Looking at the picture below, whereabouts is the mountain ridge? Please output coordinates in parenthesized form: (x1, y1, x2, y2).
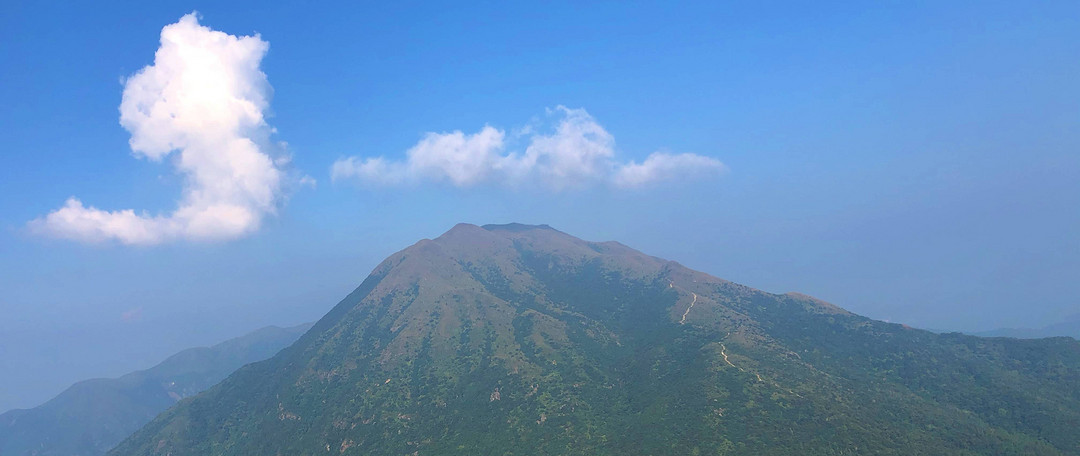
(0, 323, 312, 456)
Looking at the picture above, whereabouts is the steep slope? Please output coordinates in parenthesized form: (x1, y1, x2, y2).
(0, 323, 311, 456)
(112, 224, 1080, 455)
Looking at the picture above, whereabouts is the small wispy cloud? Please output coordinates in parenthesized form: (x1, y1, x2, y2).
(612, 152, 728, 187)
(29, 13, 304, 245)
(331, 106, 725, 190)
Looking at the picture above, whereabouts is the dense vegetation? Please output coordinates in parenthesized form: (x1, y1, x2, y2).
(0, 324, 310, 456)
(111, 224, 1080, 455)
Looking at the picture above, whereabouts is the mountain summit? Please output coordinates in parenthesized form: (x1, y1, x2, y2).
(112, 224, 1080, 455)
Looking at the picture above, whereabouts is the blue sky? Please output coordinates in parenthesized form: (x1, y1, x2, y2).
(1, 1, 1078, 411)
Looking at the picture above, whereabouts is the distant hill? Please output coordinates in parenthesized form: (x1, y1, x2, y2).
(113, 224, 1080, 455)
(0, 323, 311, 456)
(973, 316, 1080, 340)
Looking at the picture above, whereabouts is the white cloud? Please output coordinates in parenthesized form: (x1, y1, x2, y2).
(332, 126, 506, 186)
(613, 152, 726, 188)
(515, 106, 616, 188)
(331, 106, 722, 190)
(29, 13, 293, 245)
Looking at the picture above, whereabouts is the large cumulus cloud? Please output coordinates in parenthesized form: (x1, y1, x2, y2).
(30, 13, 295, 245)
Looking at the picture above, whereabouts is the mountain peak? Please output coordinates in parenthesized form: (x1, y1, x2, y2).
(481, 222, 558, 232)
(436, 223, 561, 242)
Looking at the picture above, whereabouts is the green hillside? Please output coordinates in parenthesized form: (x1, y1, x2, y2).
(0, 323, 310, 456)
(111, 224, 1080, 455)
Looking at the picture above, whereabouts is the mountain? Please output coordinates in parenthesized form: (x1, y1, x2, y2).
(0, 323, 311, 456)
(112, 224, 1080, 455)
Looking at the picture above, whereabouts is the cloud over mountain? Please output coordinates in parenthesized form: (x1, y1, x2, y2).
(30, 13, 294, 245)
(331, 106, 725, 190)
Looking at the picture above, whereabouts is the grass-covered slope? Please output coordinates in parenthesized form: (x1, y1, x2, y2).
(0, 323, 310, 456)
(111, 224, 1080, 455)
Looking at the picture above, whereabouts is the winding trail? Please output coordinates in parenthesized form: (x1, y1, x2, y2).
(720, 343, 762, 382)
(679, 293, 698, 324)
(719, 343, 738, 368)
(669, 284, 789, 393)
